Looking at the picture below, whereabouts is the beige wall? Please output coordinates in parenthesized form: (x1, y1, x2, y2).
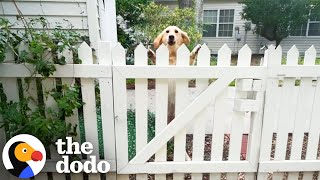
(0, 0, 89, 34)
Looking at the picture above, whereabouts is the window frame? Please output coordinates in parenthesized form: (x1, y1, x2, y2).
(203, 8, 235, 38)
(307, 18, 320, 37)
(290, 10, 320, 37)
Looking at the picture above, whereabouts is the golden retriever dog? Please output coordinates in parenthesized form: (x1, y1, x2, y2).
(148, 26, 201, 65)
(148, 26, 201, 123)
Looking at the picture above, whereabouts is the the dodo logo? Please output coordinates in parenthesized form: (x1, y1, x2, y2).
(2, 134, 46, 179)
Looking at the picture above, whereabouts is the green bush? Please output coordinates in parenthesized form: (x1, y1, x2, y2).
(127, 109, 155, 160)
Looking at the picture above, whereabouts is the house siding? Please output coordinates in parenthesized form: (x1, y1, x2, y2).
(0, 0, 88, 31)
(0, 0, 104, 49)
(156, 0, 320, 56)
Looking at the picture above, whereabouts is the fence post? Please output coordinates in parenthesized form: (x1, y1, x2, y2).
(112, 43, 129, 180)
(98, 41, 117, 180)
(257, 45, 282, 179)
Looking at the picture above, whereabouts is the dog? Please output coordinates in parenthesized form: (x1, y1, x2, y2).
(148, 26, 202, 123)
(148, 26, 201, 65)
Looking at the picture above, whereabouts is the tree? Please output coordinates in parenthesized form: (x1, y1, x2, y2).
(240, 0, 320, 46)
(116, 0, 151, 49)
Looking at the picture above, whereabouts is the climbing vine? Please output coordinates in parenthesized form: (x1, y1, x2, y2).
(0, 16, 87, 147)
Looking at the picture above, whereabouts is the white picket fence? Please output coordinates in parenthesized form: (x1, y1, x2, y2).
(0, 41, 319, 180)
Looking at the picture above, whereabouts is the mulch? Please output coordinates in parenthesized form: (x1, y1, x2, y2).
(129, 133, 319, 180)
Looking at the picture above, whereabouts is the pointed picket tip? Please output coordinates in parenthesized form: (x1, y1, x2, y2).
(261, 49, 269, 66)
(268, 44, 276, 50)
(62, 48, 73, 64)
(266, 44, 282, 66)
(112, 43, 126, 65)
(197, 44, 210, 66)
(177, 44, 190, 66)
(17, 41, 32, 58)
(135, 43, 147, 53)
(134, 43, 148, 65)
(276, 45, 282, 52)
(177, 44, 190, 54)
(198, 43, 210, 54)
(237, 44, 252, 66)
(304, 45, 317, 65)
(79, 41, 91, 52)
(286, 45, 299, 65)
(78, 42, 93, 64)
(217, 44, 231, 66)
(218, 44, 231, 54)
(17, 41, 28, 49)
(156, 44, 169, 65)
(156, 44, 169, 55)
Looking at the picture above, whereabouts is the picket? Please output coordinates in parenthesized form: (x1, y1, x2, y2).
(173, 44, 190, 180)
(0, 77, 20, 180)
(60, 48, 84, 180)
(41, 50, 67, 180)
(155, 44, 169, 180)
(227, 44, 251, 179)
(0, 47, 16, 180)
(78, 42, 100, 180)
(192, 44, 210, 180)
(112, 43, 129, 180)
(257, 46, 282, 180)
(210, 44, 232, 180)
(135, 44, 149, 180)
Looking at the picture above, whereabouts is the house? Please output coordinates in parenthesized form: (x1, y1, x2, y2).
(0, 0, 118, 50)
(155, 0, 320, 56)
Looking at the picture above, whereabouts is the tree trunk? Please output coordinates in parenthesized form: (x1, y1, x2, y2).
(178, 0, 193, 8)
(195, 0, 204, 25)
(275, 39, 281, 47)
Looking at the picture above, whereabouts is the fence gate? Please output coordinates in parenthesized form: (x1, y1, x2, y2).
(258, 45, 320, 179)
(112, 43, 266, 179)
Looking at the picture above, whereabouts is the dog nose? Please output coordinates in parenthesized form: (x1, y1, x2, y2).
(169, 35, 174, 40)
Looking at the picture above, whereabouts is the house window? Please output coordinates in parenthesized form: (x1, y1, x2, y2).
(203, 9, 234, 37)
(203, 10, 218, 37)
(308, 11, 320, 36)
(291, 10, 320, 36)
(291, 24, 307, 36)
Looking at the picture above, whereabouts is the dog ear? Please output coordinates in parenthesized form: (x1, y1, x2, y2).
(153, 31, 165, 49)
(181, 31, 190, 45)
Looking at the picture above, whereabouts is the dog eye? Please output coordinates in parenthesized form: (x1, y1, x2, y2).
(22, 148, 27, 153)
(175, 30, 178, 33)
(166, 30, 169, 33)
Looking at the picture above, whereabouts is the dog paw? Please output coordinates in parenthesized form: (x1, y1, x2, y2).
(194, 44, 202, 54)
(148, 48, 155, 58)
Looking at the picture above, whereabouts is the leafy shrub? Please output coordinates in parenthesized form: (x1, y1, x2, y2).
(127, 109, 155, 160)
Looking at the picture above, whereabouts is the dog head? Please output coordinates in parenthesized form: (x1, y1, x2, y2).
(153, 26, 190, 49)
